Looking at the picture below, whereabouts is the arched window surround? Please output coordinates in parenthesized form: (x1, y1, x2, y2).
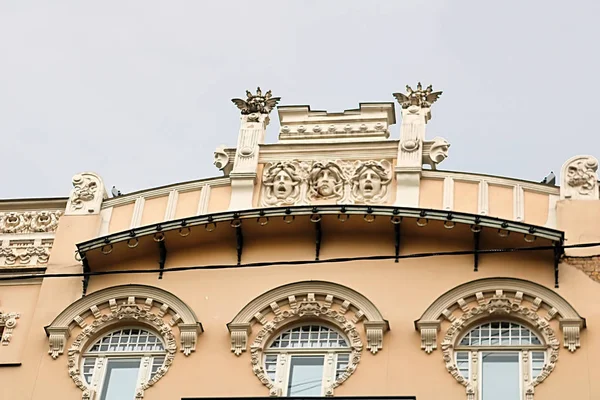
(228, 281, 389, 396)
(415, 278, 586, 400)
(45, 285, 203, 400)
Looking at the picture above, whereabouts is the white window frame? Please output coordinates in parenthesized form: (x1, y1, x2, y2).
(263, 324, 352, 397)
(82, 327, 167, 400)
(455, 321, 547, 400)
(478, 351, 523, 400)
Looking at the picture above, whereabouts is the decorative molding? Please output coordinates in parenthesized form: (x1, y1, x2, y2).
(422, 171, 559, 196)
(415, 278, 585, 360)
(163, 190, 179, 221)
(443, 177, 454, 211)
(196, 185, 211, 216)
(0, 306, 20, 345)
(130, 198, 145, 229)
(0, 210, 62, 234)
(66, 172, 107, 215)
(46, 285, 203, 360)
(65, 302, 177, 400)
(227, 281, 389, 358)
(98, 208, 113, 237)
(101, 178, 230, 209)
(277, 103, 394, 143)
(259, 160, 392, 206)
(439, 291, 560, 400)
(560, 155, 599, 200)
(247, 295, 364, 396)
(0, 238, 53, 266)
(477, 181, 489, 216)
(513, 184, 525, 222)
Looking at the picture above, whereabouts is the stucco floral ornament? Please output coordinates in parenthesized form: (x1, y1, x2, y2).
(66, 302, 177, 400)
(249, 296, 363, 397)
(441, 293, 560, 400)
(0, 212, 28, 233)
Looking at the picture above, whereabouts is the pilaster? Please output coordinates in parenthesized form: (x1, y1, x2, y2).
(228, 113, 269, 210)
(392, 83, 443, 207)
(228, 87, 280, 210)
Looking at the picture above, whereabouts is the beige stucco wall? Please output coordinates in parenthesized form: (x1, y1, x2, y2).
(2, 201, 599, 400)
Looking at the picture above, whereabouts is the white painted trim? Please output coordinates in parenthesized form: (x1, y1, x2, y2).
(163, 190, 179, 221)
(422, 170, 559, 195)
(0, 232, 54, 241)
(513, 185, 525, 222)
(196, 186, 211, 216)
(544, 195, 559, 229)
(102, 177, 230, 209)
(98, 207, 113, 236)
(259, 141, 399, 162)
(443, 177, 454, 211)
(130, 198, 145, 229)
(478, 181, 489, 216)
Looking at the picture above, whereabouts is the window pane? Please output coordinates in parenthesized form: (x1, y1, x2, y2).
(100, 359, 141, 400)
(270, 326, 348, 349)
(287, 356, 324, 396)
(481, 352, 520, 400)
(460, 322, 542, 348)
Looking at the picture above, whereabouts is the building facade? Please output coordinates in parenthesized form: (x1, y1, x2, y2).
(1, 85, 599, 400)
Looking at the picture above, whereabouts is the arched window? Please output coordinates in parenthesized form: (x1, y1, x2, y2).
(264, 325, 352, 397)
(81, 328, 167, 400)
(455, 321, 546, 400)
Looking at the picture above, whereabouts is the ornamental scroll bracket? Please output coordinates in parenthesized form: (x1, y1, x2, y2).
(0, 309, 20, 345)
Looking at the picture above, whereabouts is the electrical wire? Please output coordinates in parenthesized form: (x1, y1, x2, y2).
(0, 242, 599, 282)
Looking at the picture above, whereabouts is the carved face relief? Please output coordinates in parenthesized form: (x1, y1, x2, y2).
(316, 169, 338, 197)
(358, 169, 382, 199)
(274, 170, 294, 199)
(261, 162, 303, 206)
(350, 161, 391, 204)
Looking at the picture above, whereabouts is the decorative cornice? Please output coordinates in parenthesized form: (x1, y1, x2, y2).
(228, 281, 389, 356)
(415, 278, 585, 355)
(422, 170, 560, 195)
(46, 285, 203, 359)
(101, 177, 230, 209)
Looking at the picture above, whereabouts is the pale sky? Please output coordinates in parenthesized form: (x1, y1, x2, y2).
(1, 1, 599, 198)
